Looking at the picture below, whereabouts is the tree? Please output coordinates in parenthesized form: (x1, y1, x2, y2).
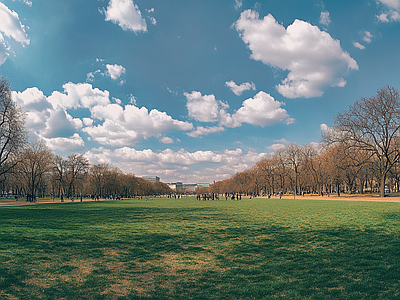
(283, 143, 304, 198)
(64, 153, 89, 198)
(0, 75, 28, 175)
(52, 155, 67, 197)
(17, 141, 54, 200)
(325, 86, 400, 197)
(90, 163, 110, 198)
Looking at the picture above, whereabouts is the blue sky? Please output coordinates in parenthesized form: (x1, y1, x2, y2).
(1, 0, 400, 184)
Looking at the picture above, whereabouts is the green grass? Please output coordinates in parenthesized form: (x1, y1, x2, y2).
(1, 197, 400, 299)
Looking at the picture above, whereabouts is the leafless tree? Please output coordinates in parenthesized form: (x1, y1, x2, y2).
(324, 86, 400, 197)
(16, 141, 54, 200)
(65, 153, 89, 198)
(0, 75, 28, 175)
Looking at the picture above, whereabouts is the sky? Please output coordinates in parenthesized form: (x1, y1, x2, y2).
(1, 0, 400, 184)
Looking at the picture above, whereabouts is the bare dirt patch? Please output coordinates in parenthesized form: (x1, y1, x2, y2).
(266, 194, 400, 203)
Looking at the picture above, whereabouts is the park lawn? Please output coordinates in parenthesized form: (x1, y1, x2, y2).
(1, 197, 400, 299)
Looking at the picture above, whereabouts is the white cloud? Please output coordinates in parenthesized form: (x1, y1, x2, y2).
(85, 146, 267, 183)
(48, 82, 111, 109)
(14, 83, 195, 151)
(221, 91, 292, 127)
(160, 137, 174, 144)
(267, 137, 289, 151)
(86, 70, 101, 82)
(319, 11, 331, 26)
(0, 2, 30, 66)
(106, 64, 126, 80)
(377, 0, 400, 21)
(353, 42, 365, 49)
(225, 80, 256, 96)
(148, 16, 157, 25)
(320, 123, 329, 131)
(234, 0, 243, 10)
(186, 126, 225, 138)
(16, 0, 32, 6)
(40, 133, 85, 153)
(363, 31, 373, 43)
(235, 10, 358, 98)
(83, 104, 193, 146)
(104, 0, 147, 32)
(377, 13, 390, 22)
(185, 90, 292, 131)
(379, 0, 400, 9)
(185, 91, 220, 122)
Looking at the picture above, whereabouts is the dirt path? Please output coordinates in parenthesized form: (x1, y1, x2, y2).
(277, 194, 400, 202)
(0, 198, 100, 207)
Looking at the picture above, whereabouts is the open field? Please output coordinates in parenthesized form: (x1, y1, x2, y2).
(1, 197, 400, 299)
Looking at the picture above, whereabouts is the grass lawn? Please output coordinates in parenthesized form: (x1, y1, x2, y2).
(1, 197, 400, 299)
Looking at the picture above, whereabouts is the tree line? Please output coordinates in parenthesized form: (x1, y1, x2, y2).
(210, 86, 400, 198)
(0, 75, 173, 200)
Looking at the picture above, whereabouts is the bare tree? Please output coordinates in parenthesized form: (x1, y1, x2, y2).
(0, 75, 28, 175)
(65, 153, 89, 198)
(16, 141, 54, 200)
(90, 163, 110, 198)
(324, 86, 400, 197)
(283, 143, 304, 198)
(52, 155, 67, 197)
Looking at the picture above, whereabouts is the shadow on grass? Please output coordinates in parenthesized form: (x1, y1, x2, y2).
(1, 201, 400, 299)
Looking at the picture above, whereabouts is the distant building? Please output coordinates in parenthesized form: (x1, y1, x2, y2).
(197, 183, 210, 188)
(183, 184, 197, 193)
(142, 176, 160, 182)
(166, 182, 183, 192)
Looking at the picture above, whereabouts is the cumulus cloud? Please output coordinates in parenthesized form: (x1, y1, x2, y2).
(185, 91, 220, 122)
(267, 138, 289, 151)
(103, 0, 147, 32)
(13, 88, 83, 141)
(85, 146, 267, 183)
(186, 126, 225, 138)
(184, 90, 292, 133)
(0, 2, 30, 65)
(106, 64, 126, 80)
(83, 104, 193, 146)
(320, 123, 329, 131)
(225, 80, 256, 96)
(353, 42, 365, 49)
(377, 0, 400, 22)
(48, 82, 111, 109)
(160, 137, 174, 144)
(14, 83, 194, 151)
(319, 11, 331, 26)
(363, 31, 373, 43)
(235, 10, 358, 98)
(40, 133, 85, 153)
(221, 91, 292, 128)
(234, 0, 243, 10)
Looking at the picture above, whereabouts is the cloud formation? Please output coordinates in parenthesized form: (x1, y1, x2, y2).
(235, 10, 358, 98)
(377, 0, 400, 22)
(0, 2, 30, 65)
(319, 11, 331, 26)
(185, 90, 292, 132)
(13, 83, 193, 150)
(225, 80, 256, 96)
(85, 146, 266, 183)
(104, 0, 147, 32)
(106, 64, 126, 80)
(220, 91, 292, 127)
(353, 42, 365, 49)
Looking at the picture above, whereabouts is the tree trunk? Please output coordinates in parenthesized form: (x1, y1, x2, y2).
(380, 173, 386, 197)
